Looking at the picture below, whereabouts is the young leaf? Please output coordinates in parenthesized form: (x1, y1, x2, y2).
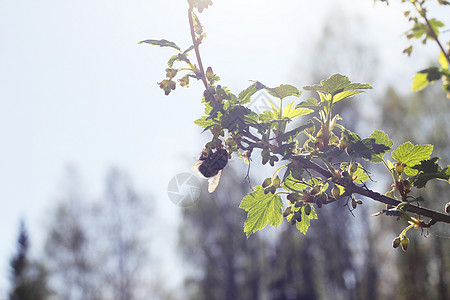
(286, 204, 318, 234)
(266, 84, 301, 100)
(296, 98, 318, 108)
(188, 0, 213, 13)
(296, 204, 317, 234)
(438, 51, 449, 69)
(303, 74, 371, 96)
(412, 72, 430, 92)
(369, 129, 393, 163)
(194, 115, 217, 129)
(283, 102, 313, 119)
(284, 173, 308, 192)
(332, 90, 365, 103)
(238, 82, 263, 104)
(343, 130, 391, 161)
(391, 142, 433, 175)
(138, 39, 181, 51)
(410, 158, 450, 187)
(239, 186, 283, 237)
(353, 165, 370, 184)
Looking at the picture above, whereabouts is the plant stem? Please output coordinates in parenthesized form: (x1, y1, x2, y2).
(188, 7, 209, 89)
(413, 0, 450, 65)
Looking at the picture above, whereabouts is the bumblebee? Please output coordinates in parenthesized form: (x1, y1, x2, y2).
(193, 149, 228, 193)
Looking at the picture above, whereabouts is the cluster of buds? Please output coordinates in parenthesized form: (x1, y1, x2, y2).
(262, 175, 281, 195)
(283, 200, 312, 226)
(392, 235, 410, 251)
(394, 179, 412, 198)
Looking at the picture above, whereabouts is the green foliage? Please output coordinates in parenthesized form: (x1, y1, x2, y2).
(303, 73, 372, 98)
(376, 0, 450, 96)
(369, 129, 393, 163)
(410, 157, 450, 187)
(286, 203, 318, 234)
(138, 39, 181, 51)
(144, 0, 450, 248)
(391, 142, 433, 175)
(239, 186, 283, 237)
(412, 52, 450, 96)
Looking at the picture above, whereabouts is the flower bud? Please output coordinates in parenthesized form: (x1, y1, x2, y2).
(392, 236, 401, 249)
(283, 206, 293, 218)
(304, 204, 311, 216)
(395, 162, 406, 174)
(349, 162, 358, 175)
(206, 66, 214, 81)
(287, 193, 301, 204)
(294, 212, 302, 223)
(315, 197, 323, 208)
(273, 175, 281, 188)
(311, 185, 321, 195)
(262, 177, 272, 188)
(401, 236, 409, 251)
(269, 186, 277, 195)
(332, 185, 341, 199)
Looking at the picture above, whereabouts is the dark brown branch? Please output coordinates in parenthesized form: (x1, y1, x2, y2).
(290, 155, 450, 226)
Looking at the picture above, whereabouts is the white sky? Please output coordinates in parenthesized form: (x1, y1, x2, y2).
(0, 0, 447, 295)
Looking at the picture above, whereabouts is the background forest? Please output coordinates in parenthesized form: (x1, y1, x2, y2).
(2, 1, 450, 299)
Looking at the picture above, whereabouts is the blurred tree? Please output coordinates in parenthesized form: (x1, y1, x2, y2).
(179, 169, 268, 300)
(96, 168, 150, 300)
(377, 85, 450, 300)
(9, 220, 50, 300)
(179, 169, 379, 300)
(43, 167, 156, 300)
(43, 168, 101, 300)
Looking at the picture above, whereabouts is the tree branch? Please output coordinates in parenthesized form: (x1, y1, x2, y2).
(290, 155, 450, 225)
(188, 6, 209, 89)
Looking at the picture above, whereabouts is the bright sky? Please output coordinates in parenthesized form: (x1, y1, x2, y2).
(0, 0, 446, 295)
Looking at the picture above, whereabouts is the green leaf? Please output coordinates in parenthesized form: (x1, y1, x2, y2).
(369, 129, 393, 163)
(343, 130, 391, 161)
(428, 18, 444, 36)
(296, 204, 317, 234)
(286, 204, 318, 234)
(391, 142, 433, 175)
(283, 173, 308, 192)
(188, 0, 213, 13)
(167, 53, 191, 68)
(439, 51, 449, 69)
(283, 102, 313, 119)
(410, 158, 450, 188)
(183, 45, 195, 54)
(221, 105, 254, 133)
(412, 72, 430, 92)
(194, 115, 216, 129)
(239, 186, 283, 237)
(259, 110, 275, 122)
(353, 164, 369, 184)
(296, 98, 318, 108)
(238, 82, 263, 104)
(333, 90, 365, 103)
(266, 84, 301, 100)
(303, 74, 372, 96)
(138, 39, 181, 51)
